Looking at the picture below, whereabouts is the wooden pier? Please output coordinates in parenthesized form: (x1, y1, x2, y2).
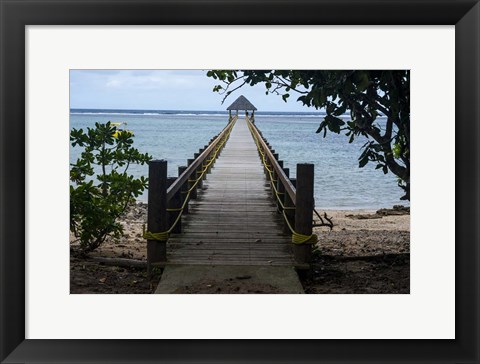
(168, 116, 294, 266)
(145, 96, 316, 282)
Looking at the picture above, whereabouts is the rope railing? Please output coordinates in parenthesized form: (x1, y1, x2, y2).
(246, 118, 296, 204)
(245, 116, 318, 246)
(145, 116, 237, 271)
(143, 119, 236, 241)
(166, 115, 238, 201)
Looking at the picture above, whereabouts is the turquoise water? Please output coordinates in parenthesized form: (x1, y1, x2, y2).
(70, 110, 409, 209)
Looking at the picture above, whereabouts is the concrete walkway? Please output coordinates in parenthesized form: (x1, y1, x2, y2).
(155, 264, 304, 294)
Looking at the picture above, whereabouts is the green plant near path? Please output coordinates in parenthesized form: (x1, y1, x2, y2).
(70, 122, 151, 253)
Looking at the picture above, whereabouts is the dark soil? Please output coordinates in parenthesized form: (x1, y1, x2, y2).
(70, 257, 161, 294)
(301, 253, 410, 294)
(70, 253, 409, 294)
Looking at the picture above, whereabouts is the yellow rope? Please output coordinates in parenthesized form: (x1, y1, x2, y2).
(142, 225, 169, 241)
(282, 210, 318, 245)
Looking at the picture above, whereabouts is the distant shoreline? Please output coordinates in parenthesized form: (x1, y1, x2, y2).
(70, 108, 329, 118)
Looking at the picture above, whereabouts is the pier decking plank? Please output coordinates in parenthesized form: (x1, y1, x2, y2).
(167, 117, 294, 266)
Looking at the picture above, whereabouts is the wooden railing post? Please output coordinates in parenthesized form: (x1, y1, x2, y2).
(167, 177, 182, 234)
(187, 158, 197, 199)
(147, 160, 168, 273)
(294, 163, 314, 265)
(194, 151, 203, 190)
(203, 145, 209, 178)
(283, 169, 295, 235)
(178, 165, 189, 215)
(206, 149, 213, 174)
(276, 160, 284, 212)
(263, 147, 270, 177)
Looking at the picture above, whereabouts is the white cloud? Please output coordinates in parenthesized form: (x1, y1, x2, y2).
(105, 79, 123, 88)
(70, 69, 311, 111)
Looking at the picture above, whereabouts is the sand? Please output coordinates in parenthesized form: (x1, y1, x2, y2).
(314, 209, 410, 257)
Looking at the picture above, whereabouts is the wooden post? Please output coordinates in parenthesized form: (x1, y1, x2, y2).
(206, 148, 214, 174)
(178, 165, 189, 215)
(263, 147, 270, 177)
(202, 147, 209, 180)
(194, 152, 203, 190)
(294, 163, 314, 265)
(147, 160, 168, 273)
(276, 161, 284, 212)
(187, 158, 197, 199)
(283, 169, 295, 235)
(167, 177, 182, 234)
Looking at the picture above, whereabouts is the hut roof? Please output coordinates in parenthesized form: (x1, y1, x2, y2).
(226, 95, 257, 111)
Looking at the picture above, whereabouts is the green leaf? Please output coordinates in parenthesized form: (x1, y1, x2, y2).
(359, 156, 369, 168)
(353, 71, 369, 92)
(325, 115, 345, 134)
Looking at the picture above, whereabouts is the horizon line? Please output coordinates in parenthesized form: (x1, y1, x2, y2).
(70, 107, 325, 113)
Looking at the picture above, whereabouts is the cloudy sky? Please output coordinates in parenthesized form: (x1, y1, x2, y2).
(70, 70, 311, 112)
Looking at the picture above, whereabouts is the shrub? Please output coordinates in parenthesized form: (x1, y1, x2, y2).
(70, 122, 151, 253)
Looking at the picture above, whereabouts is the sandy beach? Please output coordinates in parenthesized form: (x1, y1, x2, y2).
(70, 202, 409, 294)
(314, 208, 410, 257)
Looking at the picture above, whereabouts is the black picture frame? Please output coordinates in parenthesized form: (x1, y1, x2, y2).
(1, 1, 478, 363)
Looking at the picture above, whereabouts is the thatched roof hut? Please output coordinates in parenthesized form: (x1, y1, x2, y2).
(226, 95, 257, 111)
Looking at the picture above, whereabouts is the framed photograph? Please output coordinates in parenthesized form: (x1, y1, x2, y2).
(1, 0, 478, 363)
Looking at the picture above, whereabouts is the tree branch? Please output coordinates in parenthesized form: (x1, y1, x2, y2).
(220, 80, 247, 104)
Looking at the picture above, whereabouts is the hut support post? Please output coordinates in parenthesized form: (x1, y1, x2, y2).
(294, 163, 314, 265)
(147, 160, 168, 274)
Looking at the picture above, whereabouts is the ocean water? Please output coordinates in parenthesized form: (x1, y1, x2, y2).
(70, 109, 409, 210)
